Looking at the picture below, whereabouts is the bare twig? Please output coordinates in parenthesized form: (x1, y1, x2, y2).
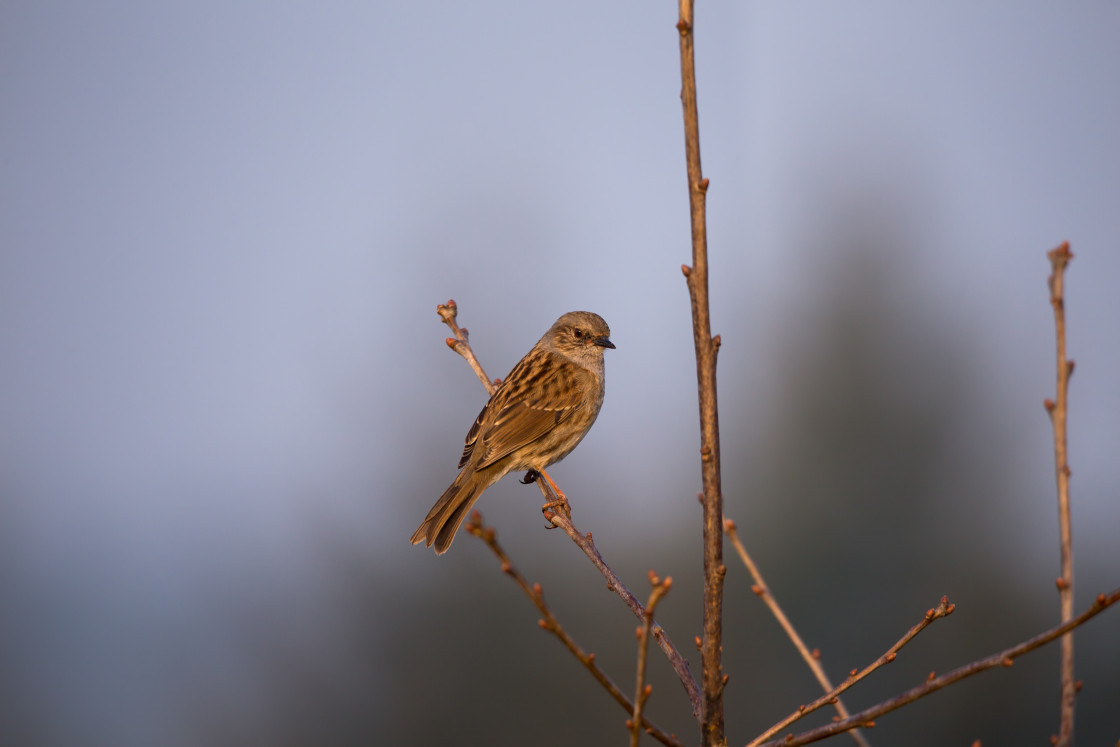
(756, 590, 1120, 747)
(725, 520, 870, 747)
(631, 572, 674, 747)
(542, 497, 702, 719)
(438, 300, 495, 394)
(747, 597, 955, 747)
(1044, 242, 1076, 746)
(464, 513, 684, 747)
(439, 301, 703, 720)
(675, 3, 726, 743)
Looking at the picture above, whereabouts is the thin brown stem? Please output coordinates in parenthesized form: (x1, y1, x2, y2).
(747, 597, 954, 747)
(676, 2, 726, 743)
(439, 302, 702, 721)
(631, 573, 673, 747)
(1045, 241, 1076, 746)
(438, 300, 496, 395)
(464, 514, 684, 747)
(755, 590, 1120, 747)
(542, 494, 702, 719)
(725, 520, 870, 747)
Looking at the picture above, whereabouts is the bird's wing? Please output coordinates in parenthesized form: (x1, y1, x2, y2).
(458, 352, 586, 470)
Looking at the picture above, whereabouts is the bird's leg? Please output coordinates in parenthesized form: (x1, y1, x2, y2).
(538, 469, 571, 519)
(520, 470, 540, 485)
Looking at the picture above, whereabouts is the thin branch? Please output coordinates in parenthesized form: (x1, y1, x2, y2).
(542, 496, 703, 719)
(631, 572, 674, 747)
(464, 513, 684, 747)
(438, 300, 495, 394)
(676, 2, 726, 743)
(747, 597, 955, 747)
(724, 520, 870, 747)
(756, 590, 1120, 747)
(1044, 241, 1076, 747)
(439, 301, 703, 721)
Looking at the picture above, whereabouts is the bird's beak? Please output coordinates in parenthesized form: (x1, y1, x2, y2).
(594, 336, 615, 349)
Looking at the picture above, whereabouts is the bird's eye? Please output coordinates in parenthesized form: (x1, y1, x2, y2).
(574, 329, 585, 339)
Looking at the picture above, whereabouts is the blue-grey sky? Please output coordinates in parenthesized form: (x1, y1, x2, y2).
(2, 3, 1118, 745)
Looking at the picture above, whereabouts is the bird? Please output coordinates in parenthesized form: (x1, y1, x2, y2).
(411, 311, 614, 554)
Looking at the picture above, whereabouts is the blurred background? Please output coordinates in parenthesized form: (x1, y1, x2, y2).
(2, 2, 1118, 745)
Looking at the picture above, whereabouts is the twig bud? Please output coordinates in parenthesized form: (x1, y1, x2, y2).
(681, 264, 692, 277)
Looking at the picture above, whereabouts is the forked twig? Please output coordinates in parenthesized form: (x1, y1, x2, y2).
(755, 591, 1120, 747)
(1044, 241, 1076, 746)
(438, 300, 494, 394)
(439, 301, 703, 721)
(464, 513, 684, 747)
(747, 597, 955, 747)
(541, 495, 702, 719)
(725, 519, 870, 747)
(630, 572, 673, 747)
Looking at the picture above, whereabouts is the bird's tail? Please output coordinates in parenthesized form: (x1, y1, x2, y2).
(410, 471, 487, 554)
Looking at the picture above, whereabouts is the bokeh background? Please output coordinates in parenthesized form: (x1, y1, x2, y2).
(2, 2, 1118, 745)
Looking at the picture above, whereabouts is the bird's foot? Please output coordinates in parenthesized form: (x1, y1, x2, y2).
(539, 469, 571, 521)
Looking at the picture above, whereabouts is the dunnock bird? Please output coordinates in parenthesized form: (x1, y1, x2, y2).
(411, 311, 614, 554)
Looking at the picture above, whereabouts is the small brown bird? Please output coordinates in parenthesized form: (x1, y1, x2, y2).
(411, 311, 615, 554)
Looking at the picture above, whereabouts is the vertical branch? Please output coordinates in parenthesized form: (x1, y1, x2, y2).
(630, 573, 673, 747)
(1045, 241, 1076, 746)
(676, 1, 726, 744)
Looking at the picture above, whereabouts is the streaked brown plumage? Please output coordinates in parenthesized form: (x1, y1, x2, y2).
(411, 311, 614, 554)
